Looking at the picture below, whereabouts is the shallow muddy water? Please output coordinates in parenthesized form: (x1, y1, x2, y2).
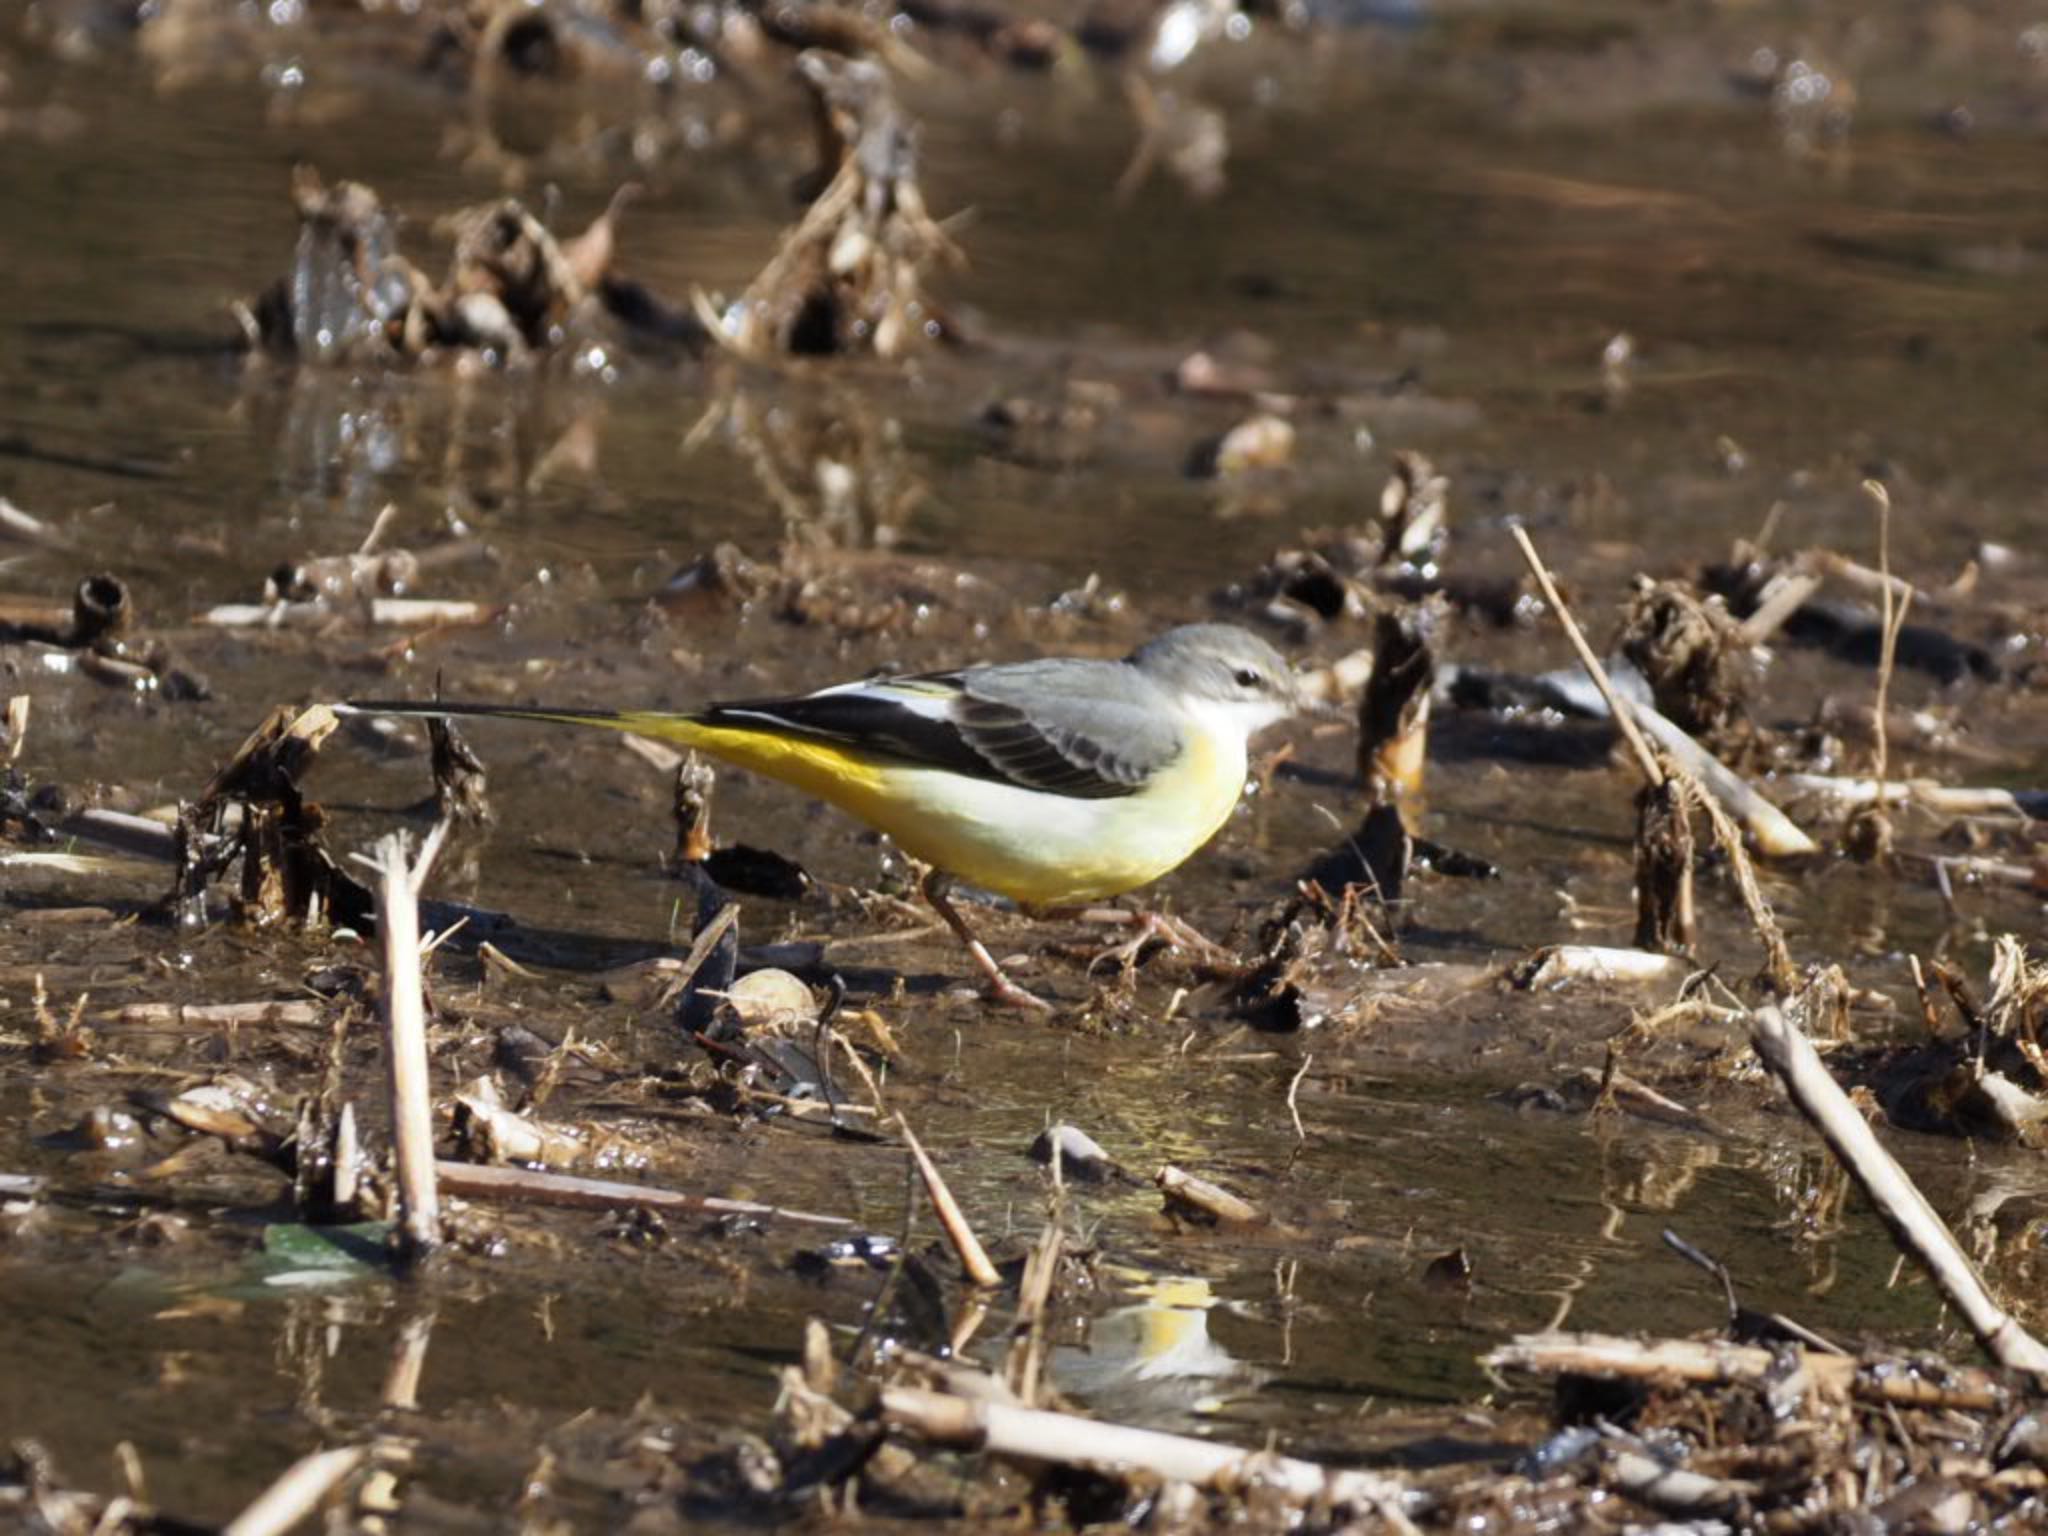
(4, 0, 2048, 1527)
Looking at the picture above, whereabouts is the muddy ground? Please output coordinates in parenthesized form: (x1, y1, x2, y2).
(4, 0, 2048, 1529)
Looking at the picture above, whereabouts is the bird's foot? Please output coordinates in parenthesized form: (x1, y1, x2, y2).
(1080, 908, 1236, 976)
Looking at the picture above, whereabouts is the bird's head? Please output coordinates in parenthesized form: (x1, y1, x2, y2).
(1129, 623, 1304, 741)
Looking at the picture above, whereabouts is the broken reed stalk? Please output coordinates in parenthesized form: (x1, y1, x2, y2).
(1865, 479, 1910, 792)
(1004, 1222, 1064, 1405)
(1509, 524, 1662, 788)
(220, 1445, 368, 1536)
(432, 1160, 853, 1227)
(1851, 479, 1914, 863)
(1155, 1164, 1267, 1225)
(362, 826, 448, 1259)
(1735, 568, 1821, 647)
(895, 1115, 1002, 1288)
(879, 1385, 1417, 1515)
(3, 693, 27, 763)
(1750, 1006, 2048, 1377)
(1489, 1332, 2012, 1415)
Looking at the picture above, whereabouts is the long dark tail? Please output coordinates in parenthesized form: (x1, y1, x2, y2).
(338, 699, 708, 748)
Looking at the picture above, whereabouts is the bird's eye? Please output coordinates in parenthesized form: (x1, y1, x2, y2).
(1233, 667, 1264, 689)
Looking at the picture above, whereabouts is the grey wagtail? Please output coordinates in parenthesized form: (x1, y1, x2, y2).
(342, 622, 1302, 1010)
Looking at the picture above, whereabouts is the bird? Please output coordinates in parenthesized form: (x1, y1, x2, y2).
(341, 622, 1304, 1010)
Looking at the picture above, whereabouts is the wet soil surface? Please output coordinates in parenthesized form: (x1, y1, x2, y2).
(5, 0, 2048, 1527)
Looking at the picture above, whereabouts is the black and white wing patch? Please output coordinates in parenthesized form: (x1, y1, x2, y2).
(697, 658, 1183, 801)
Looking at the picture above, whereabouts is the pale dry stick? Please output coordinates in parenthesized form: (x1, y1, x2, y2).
(1864, 479, 1914, 805)
(220, 1445, 369, 1536)
(1484, 1330, 2009, 1413)
(199, 597, 490, 628)
(0, 496, 70, 548)
(750, 1088, 881, 1120)
(1631, 703, 1818, 857)
(1735, 568, 1823, 648)
(1509, 524, 1662, 787)
(1810, 548, 1927, 606)
(333, 1103, 361, 1209)
(432, 1160, 853, 1226)
(3, 694, 26, 763)
(113, 1442, 146, 1506)
(1778, 776, 2048, 818)
(1156, 1164, 1268, 1226)
(114, 1000, 319, 1027)
(1512, 945, 1686, 989)
(1005, 1222, 1064, 1405)
(354, 826, 450, 1258)
(1286, 1052, 1313, 1144)
(0, 849, 135, 875)
(896, 1115, 1002, 1287)
(1750, 1005, 2048, 1376)
(879, 1385, 1419, 1516)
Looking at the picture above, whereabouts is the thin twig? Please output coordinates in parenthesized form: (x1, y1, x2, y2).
(896, 1116, 1002, 1287)
(1509, 525, 1663, 787)
(1286, 1053, 1313, 1144)
(433, 1159, 853, 1226)
(1865, 480, 1912, 790)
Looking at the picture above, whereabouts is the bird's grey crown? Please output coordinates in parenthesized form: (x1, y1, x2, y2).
(1126, 623, 1297, 705)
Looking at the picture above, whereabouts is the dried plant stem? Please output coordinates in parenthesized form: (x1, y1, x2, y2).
(1286, 1052, 1314, 1143)
(1005, 1222, 1063, 1405)
(880, 1385, 1416, 1514)
(433, 1160, 852, 1227)
(1509, 524, 1663, 787)
(1735, 569, 1821, 647)
(896, 1115, 1002, 1287)
(356, 825, 449, 1259)
(1864, 479, 1911, 790)
(1750, 1005, 2048, 1376)
(1680, 775, 1799, 996)
(1486, 1331, 2009, 1413)
(1156, 1164, 1268, 1226)
(221, 1445, 368, 1536)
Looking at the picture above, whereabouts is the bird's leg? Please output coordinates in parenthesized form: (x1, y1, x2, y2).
(921, 871, 1055, 1013)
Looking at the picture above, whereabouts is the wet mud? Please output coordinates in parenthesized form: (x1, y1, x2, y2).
(6, 0, 2048, 1529)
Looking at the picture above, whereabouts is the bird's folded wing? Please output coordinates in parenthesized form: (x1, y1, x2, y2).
(701, 661, 1182, 800)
